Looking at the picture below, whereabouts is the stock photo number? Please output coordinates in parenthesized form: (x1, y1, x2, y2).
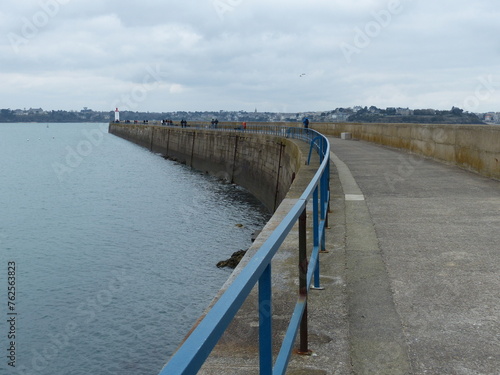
(7, 261, 17, 368)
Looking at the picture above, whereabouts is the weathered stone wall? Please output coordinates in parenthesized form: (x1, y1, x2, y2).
(109, 124, 302, 212)
(109, 123, 153, 149)
(312, 122, 500, 180)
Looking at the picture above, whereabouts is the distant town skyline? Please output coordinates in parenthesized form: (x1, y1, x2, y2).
(4, 103, 499, 116)
(2, 105, 498, 125)
(1, 1, 499, 113)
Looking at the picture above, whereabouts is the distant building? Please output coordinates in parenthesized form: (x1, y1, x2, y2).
(331, 113, 350, 122)
(28, 108, 44, 114)
(396, 107, 413, 116)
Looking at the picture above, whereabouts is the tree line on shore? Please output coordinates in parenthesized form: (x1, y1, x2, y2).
(0, 106, 487, 124)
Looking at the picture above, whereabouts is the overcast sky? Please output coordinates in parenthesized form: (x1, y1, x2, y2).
(1, 0, 499, 113)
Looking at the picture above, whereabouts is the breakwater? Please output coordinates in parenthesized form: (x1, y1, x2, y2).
(108, 123, 302, 212)
(110, 121, 500, 181)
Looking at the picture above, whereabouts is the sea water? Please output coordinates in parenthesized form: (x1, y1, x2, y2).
(0, 123, 270, 375)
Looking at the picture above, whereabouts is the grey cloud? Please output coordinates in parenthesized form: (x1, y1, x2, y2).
(0, 0, 499, 112)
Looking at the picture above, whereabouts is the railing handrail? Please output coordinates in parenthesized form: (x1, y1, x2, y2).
(157, 126, 330, 375)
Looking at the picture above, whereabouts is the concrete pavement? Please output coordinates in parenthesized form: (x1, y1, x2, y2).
(329, 136, 500, 375)
(197, 137, 352, 375)
(197, 135, 499, 375)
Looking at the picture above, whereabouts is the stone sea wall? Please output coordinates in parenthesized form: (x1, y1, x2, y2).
(109, 123, 302, 212)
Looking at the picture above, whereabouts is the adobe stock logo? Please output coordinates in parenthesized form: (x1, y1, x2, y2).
(52, 124, 108, 182)
(7, 0, 72, 54)
(463, 75, 500, 112)
(112, 64, 169, 111)
(340, 0, 411, 63)
(212, 0, 243, 21)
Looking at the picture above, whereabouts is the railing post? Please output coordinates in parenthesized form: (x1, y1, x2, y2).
(259, 264, 273, 375)
(320, 142, 326, 251)
(312, 186, 322, 289)
(324, 161, 330, 229)
(320, 165, 328, 254)
(313, 187, 319, 250)
(298, 207, 310, 354)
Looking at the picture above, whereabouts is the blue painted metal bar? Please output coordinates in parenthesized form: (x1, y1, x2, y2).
(273, 297, 307, 375)
(307, 245, 321, 290)
(319, 220, 327, 244)
(319, 151, 328, 251)
(259, 264, 273, 375)
(321, 188, 329, 252)
(313, 186, 319, 249)
(158, 126, 330, 375)
(323, 192, 330, 214)
(312, 187, 320, 289)
(320, 181, 327, 252)
(314, 250, 321, 290)
(307, 135, 325, 165)
(307, 142, 314, 165)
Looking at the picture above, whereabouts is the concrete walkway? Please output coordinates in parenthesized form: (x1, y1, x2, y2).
(329, 136, 500, 375)
(197, 135, 499, 375)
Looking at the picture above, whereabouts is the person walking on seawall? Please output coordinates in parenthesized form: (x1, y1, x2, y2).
(242, 121, 247, 131)
(302, 117, 309, 136)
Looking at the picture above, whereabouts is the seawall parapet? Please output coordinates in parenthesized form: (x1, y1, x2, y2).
(312, 122, 500, 180)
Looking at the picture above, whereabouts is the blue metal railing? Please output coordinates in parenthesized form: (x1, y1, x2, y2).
(158, 126, 330, 375)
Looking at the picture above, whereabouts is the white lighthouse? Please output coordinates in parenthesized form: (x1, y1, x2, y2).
(114, 108, 120, 122)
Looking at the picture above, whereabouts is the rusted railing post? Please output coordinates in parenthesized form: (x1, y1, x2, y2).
(298, 207, 310, 354)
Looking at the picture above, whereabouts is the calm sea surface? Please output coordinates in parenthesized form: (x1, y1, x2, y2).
(0, 123, 270, 375)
